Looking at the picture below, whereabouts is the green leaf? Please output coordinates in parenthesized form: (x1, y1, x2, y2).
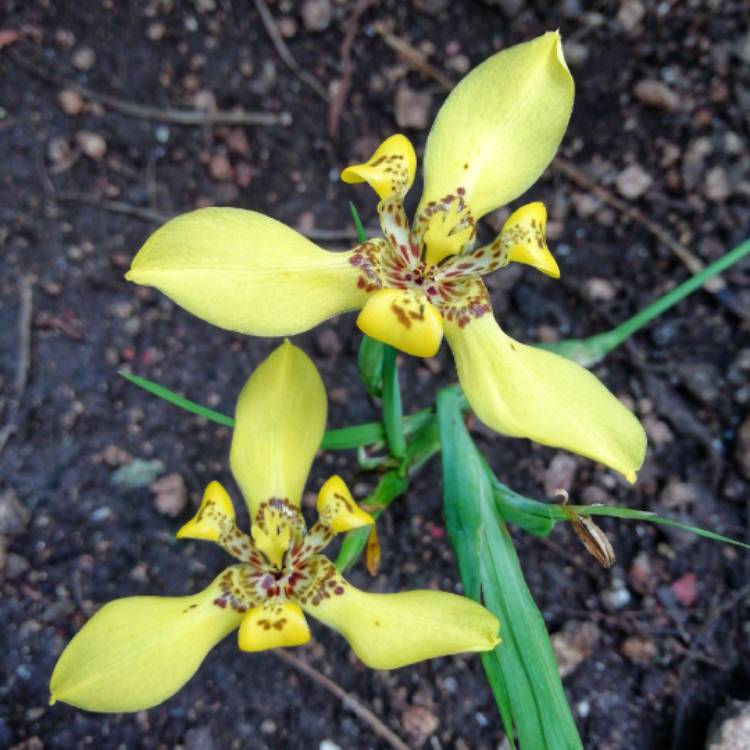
(381, 345, 406, 459)
(358, 335, 385, 397)
(438, 386, 583, 750)
(119, 370, 432, 452)
(118, 371, 235, 427)
(489, 475, 750, 551)
(349, 201, 368, 243)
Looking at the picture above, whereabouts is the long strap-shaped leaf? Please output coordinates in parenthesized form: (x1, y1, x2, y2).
(438, 386, 583, 750)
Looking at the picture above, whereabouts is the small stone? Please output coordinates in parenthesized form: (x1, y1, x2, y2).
(401, 705, 439, 744)
(111, 459, 165, 489)
(191, 88, 217, 111)
(277, 16, 298, 38)
(0, 490, 31, 536)
(209, 153, 233, 181)
(151, 473, 188, 517)
(319, 742, 341, 750)
(315, 327, 342, 357)
(671, 572, 698, 607)
(615, 164, 653, 199)
(563, 41, 589, 67)
(621, 635, 657, 664)
(300, 0, 332, 32)
(708, 701, 750, 750)
(633, 79, 680, 112)
(601, 580, 631, 611)
(71, 46, 95, 71)
(394, 84, 432, 130)
(235, 162, 253, 188)
(184, 726, 216, 750)
(584, 277, 617, 301)
(328, 387, 348, 405)
(5, 552, 30, 578)
(617, 0, 645, 32)
(552, 621, 600, 678)
(102, 444, 132, 467)
(572, 192, 601, 218)
(737, 416, 750, 480)
(75, 131, 107, 160)
(660, 481, 700, 511)
(544, 453, 577, 495)
(704, 166, 732, 202)
(47, 136, 72, 165)
(445, 53, 470, 74)
(680, 361, 722, 403)
(147, 21, 166, 41)
(58, 89, 84, 115)
(629, 551, 657, 594)
(259, 719, 276, 735)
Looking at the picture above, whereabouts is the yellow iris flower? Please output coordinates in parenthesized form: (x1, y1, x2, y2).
(126, 31, 646, 482)
(49, 342, 499, 713)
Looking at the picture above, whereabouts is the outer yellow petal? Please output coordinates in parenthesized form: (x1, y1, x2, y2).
(446, 316, 646, 482)
(356, 287, 444, 358)
(230, 341, 326, 519)
(126, 207, 368, 336)
(301, 562, 500, 669)
(49, 567, 247, 713)
(418, 31, 574, 221)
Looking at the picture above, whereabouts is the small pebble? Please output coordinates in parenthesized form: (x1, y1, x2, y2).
(75, 130, 107, 160)
(58, 89, 84, 115)
(71, 46, 96, 71)
(394, 84, 432, 130)
(615, 164, 653, 199)
(300, 0, 332, 32)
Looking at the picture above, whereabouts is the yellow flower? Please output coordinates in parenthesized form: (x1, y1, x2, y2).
(126, 31, 646, 482)
(49, 342, 499, 713)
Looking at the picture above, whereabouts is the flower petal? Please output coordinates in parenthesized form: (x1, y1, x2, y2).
(300, 559, 499, 669)
(356, 287, 443, 358)
(418, 31, 574, 221)
(445, 315, 646, 482)
(49, 567, 247, 713)
(230, 341, 326, 519)
(238, 600, 311, 651)
(127, 207, 368, 336)
(317, 475, 374, 533)
(341, 134, 417, 201)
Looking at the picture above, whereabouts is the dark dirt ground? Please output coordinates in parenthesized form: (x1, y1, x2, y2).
(2, 1, 750, 748)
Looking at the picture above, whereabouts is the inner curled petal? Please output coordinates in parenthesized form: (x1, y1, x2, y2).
(357, 287, 444, 358)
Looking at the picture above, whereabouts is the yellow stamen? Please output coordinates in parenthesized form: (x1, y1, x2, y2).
(251, 507, 292, 569)
(423, 201, 474, 268)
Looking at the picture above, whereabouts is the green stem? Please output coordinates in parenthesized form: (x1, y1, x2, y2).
(541, 237, 750, 366)
(613, 236, 750, 342)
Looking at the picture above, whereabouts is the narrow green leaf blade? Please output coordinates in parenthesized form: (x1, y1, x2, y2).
(358, 335, 386, 397)
(381, 345, 406, 458)
(438, 386, 583, 750)
(118, 370, 235, 427)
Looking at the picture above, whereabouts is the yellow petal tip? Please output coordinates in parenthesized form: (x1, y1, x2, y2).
(356, 288, 443, 358)
(503, 202, 560, 278)
(176, 482, 235, 543)
(341, 134, 416, 200)
(238, 601, 311, 652)
(318, 475, 374, 533)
